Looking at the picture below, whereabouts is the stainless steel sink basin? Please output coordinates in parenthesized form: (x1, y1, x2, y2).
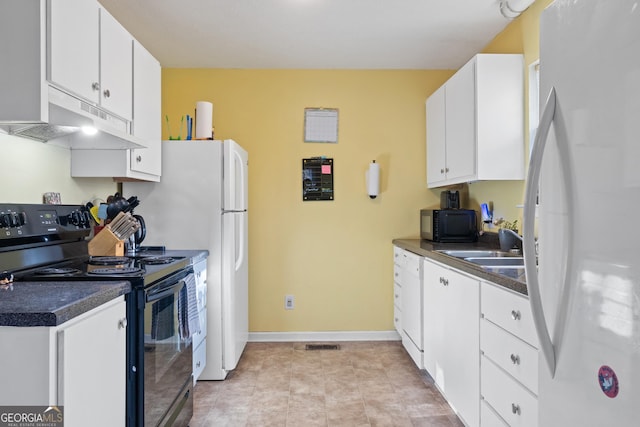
(463, 257, 525, 267)
(436, 250, 519, 259)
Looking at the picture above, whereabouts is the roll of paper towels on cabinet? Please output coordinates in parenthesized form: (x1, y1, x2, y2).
(195, 101, 213, 139)
(367, 160, 380, 199)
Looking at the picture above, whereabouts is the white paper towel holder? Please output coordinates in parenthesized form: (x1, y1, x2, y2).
(366, 160, 380, 199)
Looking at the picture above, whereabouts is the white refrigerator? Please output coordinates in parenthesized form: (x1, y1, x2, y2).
(523, 1, 640, 425)
(124, 139, 248, 380)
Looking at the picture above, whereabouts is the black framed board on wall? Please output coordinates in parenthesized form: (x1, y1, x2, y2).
(302, 157, 334, 201)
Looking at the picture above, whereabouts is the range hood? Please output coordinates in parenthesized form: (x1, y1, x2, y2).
(0, 86, 146, 150)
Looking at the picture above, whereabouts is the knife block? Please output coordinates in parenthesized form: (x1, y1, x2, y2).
(88, 227, 124, 256)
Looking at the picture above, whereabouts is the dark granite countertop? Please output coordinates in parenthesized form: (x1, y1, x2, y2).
(392, 238, 528, 296)
(0, 281, 131, 327)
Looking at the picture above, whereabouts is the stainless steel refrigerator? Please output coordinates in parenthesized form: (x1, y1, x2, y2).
(523, 1, 640, 425)
(125, 139, 248, 380)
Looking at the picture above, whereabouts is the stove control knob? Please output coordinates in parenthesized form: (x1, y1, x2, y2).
(0, 214, 10, 228)
(9, 213, 22, 228)
(68, 211, 82, 227)
(16, 212, 26, 226)
(82, 211, 93, 228)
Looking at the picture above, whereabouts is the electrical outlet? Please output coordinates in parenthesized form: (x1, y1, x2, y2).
(285, 295, 294, 310)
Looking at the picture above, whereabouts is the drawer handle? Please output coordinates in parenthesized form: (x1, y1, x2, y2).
(196, 361, 201, 368)
(510, 354, 521, 365)
(118, 318, 127, 329)
(511, 310, 521, 320)
(439, 277, 449, 286)
(512, 403, 521, 415)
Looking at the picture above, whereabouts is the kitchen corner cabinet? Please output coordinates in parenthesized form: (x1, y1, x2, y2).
(71, 40, 162, 181)
(192, 259, 208, 384)
(426, 54, 524, 188)
(423, 257, 480, 427)
(0, 297, 126, 427)
(50, 0, 133, 120)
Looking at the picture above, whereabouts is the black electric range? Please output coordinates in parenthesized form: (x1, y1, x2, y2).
(0, 204, 195, 427)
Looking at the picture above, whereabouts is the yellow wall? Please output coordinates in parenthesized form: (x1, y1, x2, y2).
(469, 0, 554, 229)
(162, 69, 452, 331)
(161, 0, 553, 333)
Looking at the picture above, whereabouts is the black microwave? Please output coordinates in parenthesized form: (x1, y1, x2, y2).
(421, 209, 478, 242)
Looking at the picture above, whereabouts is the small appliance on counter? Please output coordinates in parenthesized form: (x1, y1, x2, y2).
(421, 208, 478, 242)
(440, 190, 460, 209)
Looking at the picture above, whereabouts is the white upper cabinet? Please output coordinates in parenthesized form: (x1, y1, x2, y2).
(71, 40, 162, 181)
(130, 40, 162, 177)
(49, 0, 133, 120)
(426, 54, 525, 188)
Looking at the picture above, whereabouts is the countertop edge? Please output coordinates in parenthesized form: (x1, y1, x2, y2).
(392, 238, 528, 296)
(0, 281, 131, 327)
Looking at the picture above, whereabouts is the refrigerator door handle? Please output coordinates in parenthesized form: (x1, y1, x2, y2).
(524, 87, 557, 377)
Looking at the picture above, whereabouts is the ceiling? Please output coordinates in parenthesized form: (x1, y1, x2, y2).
(98, 0, 516, 70)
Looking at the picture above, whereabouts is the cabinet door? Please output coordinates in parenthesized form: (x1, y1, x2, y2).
(131, 40, 161, 175)
(49, 0, 100, 103)
(426, 86, 447, 187)
(445, 269, 480, 427)
(423, 259, 480, 427)
(99, 7, 133, 120)
(58, 298, 126, 427)
(422, 259, 446, 378)
(445, 58, 476, 182)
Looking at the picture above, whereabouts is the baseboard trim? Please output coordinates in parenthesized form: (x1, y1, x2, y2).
(248, 330, 401, 343)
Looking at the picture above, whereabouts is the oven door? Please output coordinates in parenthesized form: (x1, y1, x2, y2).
(144, 271, 194, 427)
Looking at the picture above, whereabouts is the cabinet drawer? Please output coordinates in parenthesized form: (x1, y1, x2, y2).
(192, 308, 207, 349)
(481, 319, 538, 394)
(193, 339, 207, 383)
(394, 305, 402, 334)
(481, 399, 508, 427)
(481, 356, 538, 427)
(394, 282, 402, 310)
(481, 282, 538, 348)
(403, 250, 421, 276)
(393, 246, 405, 267)
(394, 263, 402, 284)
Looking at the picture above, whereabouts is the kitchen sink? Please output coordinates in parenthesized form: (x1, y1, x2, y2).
(436, 250, 519, 259)
(463, 257, 524, 267)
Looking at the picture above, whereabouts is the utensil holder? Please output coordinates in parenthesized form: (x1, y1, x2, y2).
(88, 227, 124, 256)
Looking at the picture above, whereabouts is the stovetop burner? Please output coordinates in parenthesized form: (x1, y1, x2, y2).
(138, 256, 176, 265)
(34, 267, 82, 276)
(88, 256, 132, 266)
(88, 267, 144, 275)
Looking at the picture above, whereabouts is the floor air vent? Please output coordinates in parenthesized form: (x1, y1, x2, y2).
(305, 344, 340, 351)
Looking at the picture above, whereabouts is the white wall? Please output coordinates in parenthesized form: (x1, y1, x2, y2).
(0, 133, 117, 204)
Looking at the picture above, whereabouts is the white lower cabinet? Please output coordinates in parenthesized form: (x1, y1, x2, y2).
(423, 257, 480, 427)
(192, 258, 208, 384)
(480, 282, 539, 427)
(0, 297, 126, 427)
(393, 246, 423, 368)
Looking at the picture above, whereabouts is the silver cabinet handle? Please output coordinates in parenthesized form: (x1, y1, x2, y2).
(103, 89, 111, 98)
(92, 82, 100, 91)
(511, 310, 521, 320)
(524, 87, 559, 377)
(440, 168, 445, 174)
(510, 354, 520, 365)
(136, 155, 142, 162)
(394, 293, 399, 299)
(512, 403, 521, 415)
(445, 167, 449, 172)
(196, 361, 201, 368)
(118, 318, 127, 329)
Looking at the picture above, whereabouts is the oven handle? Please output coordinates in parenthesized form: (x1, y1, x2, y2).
(147, 280, 185, 303)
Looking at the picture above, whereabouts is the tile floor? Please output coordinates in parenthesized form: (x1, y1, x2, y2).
(190, 341, 464, 426)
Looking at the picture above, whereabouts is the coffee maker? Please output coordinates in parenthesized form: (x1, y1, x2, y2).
(440, 190, 460, 209)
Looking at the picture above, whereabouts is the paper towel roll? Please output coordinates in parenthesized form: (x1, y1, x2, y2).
(367, 160, 380, 199)
(195, 101, 213, 139)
